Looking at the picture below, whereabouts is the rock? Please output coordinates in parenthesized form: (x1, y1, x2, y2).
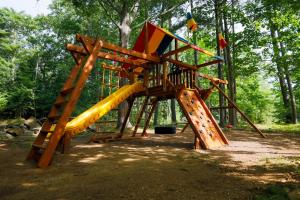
(24, 116, 41, 130)
(288, 188, 300, 200)
(0, 118, 25, 128)
(5, 133, 14, 139)
(5, 127, 25, 136)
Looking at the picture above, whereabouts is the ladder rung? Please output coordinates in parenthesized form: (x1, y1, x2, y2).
(48, 114, 61, 120)
(40, 130, 54, 134)
(61, 86, 74, 95)
(32, 144, 46, 150)
(55, 99, 68, 107)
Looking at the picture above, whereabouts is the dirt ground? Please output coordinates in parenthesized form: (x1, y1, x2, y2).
(0, 128, 299, 200)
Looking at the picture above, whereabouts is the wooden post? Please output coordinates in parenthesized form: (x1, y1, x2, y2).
(180, 123, 189, 134)
(132, 96, 150, 137)
(211, 81, 266, 138)
(142, 99, 158, 136)
(163, 62, 167, 91)
(144, 68, 149, 89)
(37, 39, 102, 168)
(175, 39, 178, 60)
(117, 98, 135, 138)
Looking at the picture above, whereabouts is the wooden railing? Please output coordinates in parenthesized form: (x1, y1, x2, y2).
(167, 69, 195, 88)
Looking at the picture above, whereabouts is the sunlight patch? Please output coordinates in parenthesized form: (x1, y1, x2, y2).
(0, 144, 8, 151)
(78, 153, 106, 163)
(122, 158, 140, 162)
(15, 162, 24, 166)
(75, 144, 104, 149)
(22, 182, 37, 187)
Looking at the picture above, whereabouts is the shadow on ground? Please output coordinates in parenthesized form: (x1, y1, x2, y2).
(0, 129, 299, 200)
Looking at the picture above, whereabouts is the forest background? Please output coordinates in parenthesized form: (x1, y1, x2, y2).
(0, 0, 299, 130)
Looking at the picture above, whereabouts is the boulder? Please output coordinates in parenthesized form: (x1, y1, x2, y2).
(0, 118, 25, 128)
(5, 127, 25, 136)
(289, 188, 300, 200)
(24, 116, 41, 130)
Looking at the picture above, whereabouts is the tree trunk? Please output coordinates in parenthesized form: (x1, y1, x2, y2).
(269, 21, 290, 122)
(223, 0, 237, 126)
(117, 2, 139, 128)
(278, 31, 297, 123)
(168, 17, 177, 124)
(190, 0, 198, 65)
(214, 0, 226, 127)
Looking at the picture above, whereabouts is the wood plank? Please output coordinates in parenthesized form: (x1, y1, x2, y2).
(142, 98, 158, 137)
(37, 39, 103, 168)
(197, 73, 228, 84)
(162, 45, 191, 58)
(117, 98, 135, 138)
(211, 81, 266, 138)
(132, 96, 149, 137)
(66, 44, 144, 66)
(196, 59, 223, 69)
(163, 57, 197, 70)
(76, 34, 160, 63)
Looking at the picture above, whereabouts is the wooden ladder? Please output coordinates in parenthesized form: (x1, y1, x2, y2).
(26, 37, 102, 168)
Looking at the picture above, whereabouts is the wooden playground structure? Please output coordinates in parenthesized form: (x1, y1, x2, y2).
(27, 22, 265, 168)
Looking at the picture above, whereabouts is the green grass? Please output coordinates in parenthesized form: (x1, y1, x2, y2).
(236, 123, 300, 134)
(253, 185, 293, 200)
(256, 124, 300, 134)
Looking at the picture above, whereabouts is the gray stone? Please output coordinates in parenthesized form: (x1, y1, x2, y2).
(5, 127, 25, 136)
(24, 116, 41, 130)
(289, 188, 300, 200)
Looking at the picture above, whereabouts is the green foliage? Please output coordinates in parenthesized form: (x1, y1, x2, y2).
(236, 75, 272, 123)
(0, 0, 298, 128)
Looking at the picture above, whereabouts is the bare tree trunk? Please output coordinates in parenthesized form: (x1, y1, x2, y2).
(214, 0, 225, 127)
(117, 1, 139, 128)
(278, 32, 297, 124)
(223, 0, 236, 126)
(269, 22, 290, 122)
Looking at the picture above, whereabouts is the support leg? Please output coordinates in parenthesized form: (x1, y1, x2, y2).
(211, 81, 266, 138)
(132, 96, 149, 137)
(180, 123, 189, 134)
(117, 98, 135, 138)
(142, 99, 158, 137)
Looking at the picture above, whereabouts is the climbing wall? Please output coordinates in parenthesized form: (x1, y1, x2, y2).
(177, 88, 229, 149)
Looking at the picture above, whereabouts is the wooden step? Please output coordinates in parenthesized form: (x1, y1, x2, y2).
(61, 86, 74, 95)
(48, 114, 61, 120)
(39, 130, 54, 134)
(32, 144, 46, 150)
(54, 99, 68, 107)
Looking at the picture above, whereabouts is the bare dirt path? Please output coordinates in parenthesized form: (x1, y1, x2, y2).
(0, 129, 299, 200)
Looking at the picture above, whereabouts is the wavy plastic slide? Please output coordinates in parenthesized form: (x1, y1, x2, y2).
(64, 82, 145, 136)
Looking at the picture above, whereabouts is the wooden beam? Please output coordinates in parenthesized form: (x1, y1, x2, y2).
(76, 34, 160, 63)
(197, 73, 228, 84)
(101, 63, 122, 72)
(38, 39, 103, 168)
(132, 96, 149, 137)
(142, 99, 158, 137)
(66, 44, 144, 66)
(163, 57, 197, 70)
(162, 45, 191, 58)
(180, 123, 189, 134)
(196, 59, 223, 69)
(117, 98, 135, 138)
(163, 62, 167, 91)
(211, 81, 266, 138)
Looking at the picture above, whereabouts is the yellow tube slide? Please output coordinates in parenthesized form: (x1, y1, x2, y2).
(64, 82, 145, 136)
